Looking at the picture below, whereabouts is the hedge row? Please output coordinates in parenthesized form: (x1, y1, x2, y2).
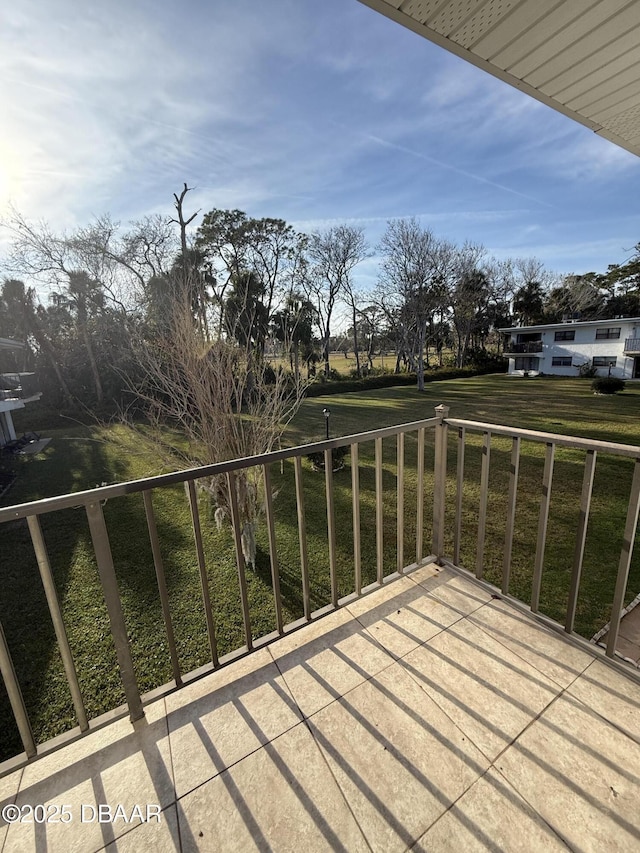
(305, 364, 504, 397)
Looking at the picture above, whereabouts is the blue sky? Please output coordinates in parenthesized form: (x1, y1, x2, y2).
(2, 0, 640, 290)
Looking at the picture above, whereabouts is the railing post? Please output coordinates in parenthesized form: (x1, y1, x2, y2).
(226, 472, 253, 651)
(433, 404, 450, 562)
(86, 502, 144, 723)
(606, 458, 640, 657)
(28, 514, 89, 730)
(0, 619, 36, 758)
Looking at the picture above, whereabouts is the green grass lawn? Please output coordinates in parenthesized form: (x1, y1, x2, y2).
(2, 374, 640, 760)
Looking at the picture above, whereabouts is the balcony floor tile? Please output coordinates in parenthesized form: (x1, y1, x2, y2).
(3, 569, 640, 852)
(307, 662, 489, 853)
(346, 575, 463, 659)
(3, 698, 173, 853)
(175, 721, 370, 852)
(567, 658, 640, 744)
(102, 804, 180, 852)
(408, 566, 493, 615)
(498, 692, 640, 852)
(467, 597, 593, 687)
(410, 767, 571, 851)
(165, 648, 303, 799)
(400, 616, 561, 762)
(267, 606, 395, 718)
(0, 766, 22, 850)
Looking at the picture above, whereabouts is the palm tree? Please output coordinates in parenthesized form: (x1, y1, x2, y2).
(53, 271, 105, 404)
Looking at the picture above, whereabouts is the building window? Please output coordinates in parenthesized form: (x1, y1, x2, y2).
(514, 357, 539, 371)
(552, 357, 572, 366)
(554, 330, 575, 341)
(595, 328, 621, 339)
(592, 356, 617, 367)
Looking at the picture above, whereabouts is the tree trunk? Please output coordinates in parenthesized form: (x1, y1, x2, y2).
(416, 324, 425, 391)
(82, 323, 103, 404)
(351, 303, 361, 377)
(31, 321, 74, 407)
(323, 339, 330, 378)
(293, 342, 300, 383)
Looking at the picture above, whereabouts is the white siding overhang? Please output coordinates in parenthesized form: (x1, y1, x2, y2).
(358, 0, 640, 158)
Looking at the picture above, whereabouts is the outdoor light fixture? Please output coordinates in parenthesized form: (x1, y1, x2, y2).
(322, 407, 331, 440)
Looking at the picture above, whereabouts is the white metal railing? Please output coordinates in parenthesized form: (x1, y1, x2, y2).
(624, 337, 640, 352)
(442, 411, 640, 658)
(503, 341, 543, 354)
(0, 373, 40, 401)
(2, 405, 640, 772)
(0, 413, 440, 768)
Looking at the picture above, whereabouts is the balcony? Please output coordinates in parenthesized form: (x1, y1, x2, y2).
(0, 373, 41, 404)
(503, 341, 543, 354)
(624, 337, 640, 354)
(1, 408, 640, 850)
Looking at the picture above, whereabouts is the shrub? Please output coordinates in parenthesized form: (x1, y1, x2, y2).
(347, 365, 394, 379)
(465, 348, 505, 372)
(579, 362, 598, 378)
(306, 373, 418, 397)
(592, 377, 625, 395)
(305, 363, 505, 397)
(306, 446, 348, 471)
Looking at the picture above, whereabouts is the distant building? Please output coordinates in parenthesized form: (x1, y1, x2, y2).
(499, 318, 640, 379)
(0, 338, 42, 446)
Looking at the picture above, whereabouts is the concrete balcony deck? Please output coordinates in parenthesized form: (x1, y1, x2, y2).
(1, 564, 639, 852)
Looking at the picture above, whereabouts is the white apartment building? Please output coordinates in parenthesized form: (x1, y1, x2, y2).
(499, 318, 640, 379)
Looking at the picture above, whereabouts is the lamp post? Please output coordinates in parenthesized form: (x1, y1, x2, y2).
(322, 408, 331, 440)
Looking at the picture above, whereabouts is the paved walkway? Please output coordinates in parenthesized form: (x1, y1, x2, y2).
(2, 565, 640, 852)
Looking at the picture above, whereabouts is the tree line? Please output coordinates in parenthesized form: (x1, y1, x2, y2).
(2, 187, 638, 555)
(1, 188, 639, 407)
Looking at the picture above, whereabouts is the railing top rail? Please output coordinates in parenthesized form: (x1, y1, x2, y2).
(447, 417, 640, 458)
(504, 341, 543, 351)
(0, 416, 438, 523)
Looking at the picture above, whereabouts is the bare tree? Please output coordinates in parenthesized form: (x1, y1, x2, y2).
(3, 205, 176, 314)
(342, 280, 366, 377)
(130, 187, 308, 567)
(449, 242, 489, 368)
(377, 219, 450, 390)
(133, 288, 307, 567)
(306, 225, 369, 378)
(69, 214, 177, 310)
(355, 300, 385, 372)
(545, 274, 605, 322)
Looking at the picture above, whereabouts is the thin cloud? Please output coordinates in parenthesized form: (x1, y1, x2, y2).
(362, 133, 554, 208)
(0, 0, 638, 281)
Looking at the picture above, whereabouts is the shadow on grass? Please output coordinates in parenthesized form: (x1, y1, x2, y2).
(0, 432, 196, 761)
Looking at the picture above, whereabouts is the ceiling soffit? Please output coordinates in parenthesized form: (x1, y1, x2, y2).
(358, 0, 640, 157)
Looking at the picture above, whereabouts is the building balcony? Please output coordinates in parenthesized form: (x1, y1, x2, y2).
(1, 409, 640, 850)
(0, 373, 41, 404)
(503, 341, 543, 354)
(623, 337, 640, 354)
